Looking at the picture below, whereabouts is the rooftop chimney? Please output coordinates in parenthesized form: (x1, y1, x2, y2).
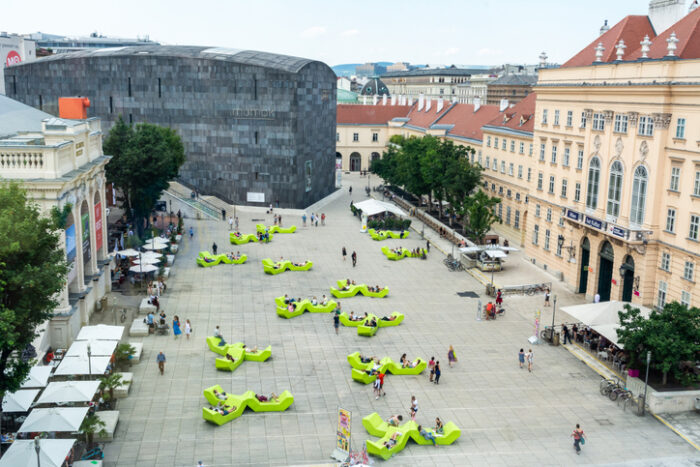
(499, 98, 509, 112)
(473, 96, 481, 113)
(599, 19, 610, 35)
(59, 97, 90, 119)
(425, 97, 432, 112)
(649, 0, 687, 36)
(538, 51, 547, 68)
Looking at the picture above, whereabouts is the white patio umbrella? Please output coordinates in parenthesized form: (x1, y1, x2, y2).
(142, 243, 167, 251)
(65, 339, 117, 357)
(0, 439, 76, 467)
(129, 264, 159, 273)
(20, 366, 53, 388)
(17, 407, 88, 432)
(116, 248, 140, 257)
(132, 257, 160, 265)
(2, 389, 40, 412)
(140, 251, 164, 259)
(54, 355, 111, 376)
(76, 324, 124, 341)
(36, 381, 100, 405)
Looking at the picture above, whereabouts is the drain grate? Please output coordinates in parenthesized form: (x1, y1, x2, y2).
(252, 218, 265, 221)
(594, 418, 613, 426)
(457, 291, 479, 298)
(568, 372, 585, 378)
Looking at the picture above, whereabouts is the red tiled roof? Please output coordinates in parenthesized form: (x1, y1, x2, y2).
(404, 98, 454, 129)
(562, 15, 655, 67)
(336, 104, 412, 125)
(483, 93, 537, 133)
(435, 103, 501, 141)
(627, 7, 700, 60)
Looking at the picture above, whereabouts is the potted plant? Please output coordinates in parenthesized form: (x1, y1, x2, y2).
(99, 373, 124, 401)
(80, 414, 107, 449)
(114, 343, 136, 370)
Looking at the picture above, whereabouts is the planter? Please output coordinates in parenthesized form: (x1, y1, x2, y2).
(628, 369, 640, 378)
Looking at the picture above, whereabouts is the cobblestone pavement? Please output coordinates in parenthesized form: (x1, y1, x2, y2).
(101, 174, 700, 466)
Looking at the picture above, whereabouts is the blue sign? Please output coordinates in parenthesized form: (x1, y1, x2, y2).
(608, 225, 627, 239)
(65, 224, 76, 262)
(566, 209, 581, 222)
(585, 216, 605, 230)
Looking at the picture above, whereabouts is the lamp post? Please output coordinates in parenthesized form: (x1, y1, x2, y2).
(550, 294, 558, 343)
(642, 350, 651, 415)
(34, 436, 41, 467)
(87, 343, 92, 377)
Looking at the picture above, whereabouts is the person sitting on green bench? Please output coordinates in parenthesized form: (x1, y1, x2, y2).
(321, 295, 328, 305)
(225, 353, 236, 363)
(418, 425, 437, 446)
(204, 257, 215, 263)
(387, 415, 403, 427)
(359, 354, 374, 364)
(399, 353, 408, 366)
(233, 231, 241, 237)
(381, 314, 397, 321)
(287, 303, 295, 313)
(311, 296, 318, 306)
(213, 389, 228, 400)
(214, 326, 226, 346)
(256, 393, 278, 402)
(384, 431, 402, 448)
(366, 317, 377, 327)
(348, 311, 362, 321)
(435, 417, 444, 435)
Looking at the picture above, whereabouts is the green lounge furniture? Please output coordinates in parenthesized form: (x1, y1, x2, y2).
(357, 315, 380, 337)
(338, 312, 366, 327)
(339, 312, 401, 336)
(378, 312, 404, 327)
(207, 339, 272, 372)
(362, 412, 461, 460)
(275, 297, 338, 318)
(206, 336, 229, 355)
(347, 352, 425, 384)
(256, 224, 297, 234)
(368, 229, 410, 241)
(331, 280, 389, 298)
(196, 251, 248, 267)
(262, 258, 313, 275)
(381, 246, 427, 261)
(229, 232, 259, 244)
(202, 385, 294, 426)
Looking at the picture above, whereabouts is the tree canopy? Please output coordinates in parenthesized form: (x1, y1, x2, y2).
(0, 182, 68, 400)
(104, 117, 185, 233)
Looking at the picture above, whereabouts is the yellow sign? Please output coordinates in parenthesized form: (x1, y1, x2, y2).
(336, 407, 351, 454)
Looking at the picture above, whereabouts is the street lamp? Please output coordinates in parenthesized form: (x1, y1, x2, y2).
(87, 343, 92, 377)
(34, 437, 41, 467)
(550, 294, 558, 343)
(642, 350, 651, 415)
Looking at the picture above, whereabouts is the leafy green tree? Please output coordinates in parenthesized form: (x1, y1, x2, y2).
(104, 118, 185, 235)
(0, 183, 68, 408)
(617, 302, 700, 386)
(99, 373, 123, 401)
(80, 413, 107, 448)
(461, 190, 501, 244)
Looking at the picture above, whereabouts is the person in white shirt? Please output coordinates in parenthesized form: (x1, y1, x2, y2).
(214, 326, 226, 346)
(594, 293, 601, 303)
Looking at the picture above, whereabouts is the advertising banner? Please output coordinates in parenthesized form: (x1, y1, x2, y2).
(82, 212, 91, 262)
(336, 407, 351, 455)
(65, 224, 77, 262)
(94, 202, 103, 251)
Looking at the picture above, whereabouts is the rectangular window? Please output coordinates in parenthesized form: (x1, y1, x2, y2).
(493, 158, 498, 171)
(694, 171, 700, 196)
(563, 148, 570, 167)
(657, 281, 667, 309)
(158, 77, 162, 98)
(638, 116, 654, 136)
(614, 114, 628, 133)
(537, 173, 543, 190)
(510, 140, 515, 152)
(554, 110, 560, 126)
(253, 76, 258, 100)
(372, 132, 378, 142)
(549, 175, 555, 194)
(519, 142, 524, 154)
(485, 156, 490, 168)
(353, 133, 359, 142)
(508, 163, 514, 176)
(506, 206, 511, 225)
(514, 210, 520, 229)
(556, 238, 562, 256)
(581, 111, 587, 128)
(498, 203, 503, 219)
(128, 77, 132, 97)
(661, 252, 671, 271)
(542, 109, 548, 124)
(544, 229, 551, 250)
(539, 143, 546, 161)
(546, 208, 552, 222)
(561, 179, 568, 198)
(109, 96, 113, 114)
(254, 131, 259, 144)
(502, 138, 507, 150)
(690, 214, 700, 240)
(478, 153, 482, 165)
(527, 167, 532, 182)
(559, 216, 565, 227)
(676, 118, 686, 139)
(518, 165, 523, 179)
(336, 132, 340, 142)
(551, 146, 557, 164)
(533, 225, 539, 245)
(516, 193, 521, 201)
(574, 182, 581, 202)
(683, 261, 694, 281)
(494, 137, 499, 148)
(681, 291, 691, 307)
(535, 204, 541, 217)
(592, 113, 605, 131)
(507, 189, 512, 198)
(501, 161, 506, 173)
(577, 149, 584, 170)
(666, 208, 676, 232)
(670, 167, 680, 191)
(486, 136, 491, 147)
(566, 110, 573, 127)
(529, 144, 533, 156)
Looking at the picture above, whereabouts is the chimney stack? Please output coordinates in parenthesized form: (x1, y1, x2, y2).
(473, 96, 481, 113)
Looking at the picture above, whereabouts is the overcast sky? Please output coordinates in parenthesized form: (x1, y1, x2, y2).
(12, 0, 649, 66)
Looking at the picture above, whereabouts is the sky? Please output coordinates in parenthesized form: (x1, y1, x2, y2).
(9, 0, 651, 66)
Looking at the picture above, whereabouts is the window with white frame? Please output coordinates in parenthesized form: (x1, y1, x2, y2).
(486, 136, 491, 147)
(499, 186, 504, 195)
(580, 111, 587, 128)
(494, 137, 499, 148)
(508, 163, 514, 176)
(502, 138, 507, 150)
(666, 208, 676, 233)
(493, 158, 498, 170)
(515, 192, 521, 201)
(566, 110, 573, 127)
(606, 161, 623, 218)
(586, 156, 601, 209)
(563, 147, 570, 167)
(510, 140, 515, 152)
(556, 238, 562, 256)
(527, 167, 532, 182)
(559, 216, 565, 227)
(544, 229, 551, 250)
(661, 252, 671, 271)
(676, 118, 686, 139)
(514, 210, 520, 229)
(529, 144, 533, 156)
(657, 281, 668, 309)
(554, 110, 560, 126)
(630, 165, 648, 225)
(546, 207, 552, 222)
(518, 165, 523, 179)
(519, 142, 524, 154)
(549, 175, 555, 194)
(485, 156, 490, 168)
(681, 291, 691, 307)
(535, 204, 541, 217)
(533, 224, 539, 245)
(614, 114, 628, 133)
(336, 132, 340, 142)
(690, 214, 700, 240)
(694, 171, 700, 196)
(372, 132, 378, 142)
(498, 203, 502, 219)
(507, 189, 511, 198)
(353, 133, 359, 142)
(506, 206, 511, 225)
(683, 261, 694, 281)
(537, 172, 543, 190)
(574, 182, 582, 202)
(670, 167, 680, 191)
(478, 153, 482, 165)
(638, 116, 654, 136)
(592, 113, 605, 131)
(577, 149, 584, 169)
(561, 179, 568, 198)
(542, 109, 548, 124)
(501, 161, 506, 173)
(551, 145, 558, 164)
(540, 143, 546, 161)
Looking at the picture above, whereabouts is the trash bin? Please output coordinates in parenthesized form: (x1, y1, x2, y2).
(552, 333, 560, 346)
(695, 397, 700, 411)
(636, 395, 646, 416)
(485, 285, 494, 297)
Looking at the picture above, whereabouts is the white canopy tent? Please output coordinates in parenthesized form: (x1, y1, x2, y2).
(132, 257, 160, 265)
(484, 250, 508, 259)
(459, 245, 519, 254)
(76, 324, 124, 341)
(20, 366, 53, 389)
(36, 381, 100, 405)
(17, 407, 88, 432)
(0, 439, 76, 467)
(140, 251, 164, 260)
(129, 264, 159, 273)
(54, 355, 111, 376)
(2, 389, 40, 412)
(560, 301, 654, 347)
(65, 340, 117, 358)
(353, 199, 407, 218)
(115, 248, 140, 257)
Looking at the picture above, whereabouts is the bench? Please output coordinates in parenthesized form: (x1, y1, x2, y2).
(139, 298, 156, 314)
(113, 372, 133, 399)
(94, 410, 119, 441)
(128, 342, 143, 363)
(129, 318, 149, 337)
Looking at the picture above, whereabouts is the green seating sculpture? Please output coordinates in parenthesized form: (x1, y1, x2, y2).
(347, 352, 425, 384)
(368, 228, 409, 241)
(362, 412, 461, 460)
(196, 251, 248, 267)
(262, 258, 313, 274)
(206, 337, 271, 372)
(275, 296, 338, 318)
(380, 246, 427, 261)
(202, 384, 294, 426)
(256, 224, 297, 234)
(229, 232, 261, 244)
(330, 280, 389, 298)
(338, 312, 403, 337)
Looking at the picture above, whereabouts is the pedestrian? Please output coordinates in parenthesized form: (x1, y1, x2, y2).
(228, 216, 233, 230)
(235, 217, 239, 230)
(544, 288, 551, 306)
(315, 217, 318, 227)
(212, 242, 218, 254)
(278, 214, 282, 226)
(426, 240, 430, 252)
(428, 356, 435, 382)
(184, 319, 192, 339)
(214, 326, 226, 346)
(562, 324, 571, 345)
(269, 203, 273, 213)
(409, 396, 418, 420)
(173, 315, 182, 339)
(177, 209, 182, 219)
(321, 213, 326, 225)
(373, 377, 381, 400)
(302, 213, 307, 226)
(496, 289, 503, 307)
(518, 348, 525, 369)
(221, 209, 226, 221)
(189, 226, 194, 239)
(571, 424, 585, 455)
(349, 186, 352, 195)
(447, 345, 457, 367)
(156, 351, 166, 375)
(526, 349, 533, 372)
(594, 293, 600, 303)
(378, 371, 386, 396)
(333, 312, 340, 335)
(351, 251, 357, 267)
(434, 361, 441, 384)
(342, 247, 347, 261)
(310, 213, 315, 225)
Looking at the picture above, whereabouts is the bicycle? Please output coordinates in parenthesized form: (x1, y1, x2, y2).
(539, 325, 560, 342)
(608, 385, 631, 401)
(120, 308, 127, 323)
(443, 255, 463, 271)
(599, 376, 621, 397)
(616, 389, 634, 409)
(526, 284, 548, 295)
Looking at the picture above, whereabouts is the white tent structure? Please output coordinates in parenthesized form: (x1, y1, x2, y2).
(353, 199, 407, 218)
(36, 381, 100, 405)
(54, 355, 111, 376)
(129, 264, 159, 273)
(0, 439, 76, 467)
(115, 248, 140, 257)
(20, 366, 53, 388)
(560, 301, 654, 347)
(2, 389, 39, 412)
(65, 340, 117, 358)
(17, 407, 88, 432)
(76, 324, 124, 341)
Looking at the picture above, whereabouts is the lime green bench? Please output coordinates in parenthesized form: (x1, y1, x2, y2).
(331, 280, 389, 298)
(275, 297, 337, 318)
(262, 258, 313, 274)
(368, 229, 409, 241)
(381, 246, 427, 261)
(207, 339, 271, 372)
(229, 232, 260, 244)
(202, 385, 294, 426)
(347, 352, 424, 384)
(256, 224, 297, 234)
(197, 251, 248, 267)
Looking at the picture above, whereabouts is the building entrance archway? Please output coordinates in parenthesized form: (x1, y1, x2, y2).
(621, 255, 635, 302)
(349, 152, 361, 172)
(597, 241, 614, 301)
(578, 237, 590, 294)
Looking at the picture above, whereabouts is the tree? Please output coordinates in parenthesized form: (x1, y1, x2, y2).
(99, 373, 123, 401)
(104, 118, 185, 235)
(617, 302, 700, 386)
(80, 413, 107, 448)
(0, 183, 68, 408)
(461, 190, 501, 244)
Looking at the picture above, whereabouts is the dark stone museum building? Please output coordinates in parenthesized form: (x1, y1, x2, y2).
(4, 45, 337, 208)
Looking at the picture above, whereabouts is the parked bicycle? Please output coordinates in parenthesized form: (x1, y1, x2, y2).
(443, 255, 463, 271)
(599, 375, 622, 397)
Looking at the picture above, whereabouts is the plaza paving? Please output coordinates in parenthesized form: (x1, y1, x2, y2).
(101, 174, 699, 466)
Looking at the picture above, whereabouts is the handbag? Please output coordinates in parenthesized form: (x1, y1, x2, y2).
(580, 437, 585, 445)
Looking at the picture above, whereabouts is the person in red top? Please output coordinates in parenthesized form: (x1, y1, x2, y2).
(377, 372, 386, 397)
(485, 302, 494, 320)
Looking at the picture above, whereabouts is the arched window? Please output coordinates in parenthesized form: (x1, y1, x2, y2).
(586, 156, 601, 209)
(630, 165, 648, 225)
(606, 160, 623, 217)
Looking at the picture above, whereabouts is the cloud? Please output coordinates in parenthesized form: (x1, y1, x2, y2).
(442, 47, 459, 56)
(301, 26, 327, 38)
(340, 29, 360, 37)
(477, 47, 503, 57)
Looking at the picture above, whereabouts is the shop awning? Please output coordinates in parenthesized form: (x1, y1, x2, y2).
(560, 301, 653, 347)
(353, 199, 407, 217)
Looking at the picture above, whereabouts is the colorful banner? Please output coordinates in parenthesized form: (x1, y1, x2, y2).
(94, 202, 103, 251)
(65, 223, 76, 262)
(81, 212, 91, 262)
(336, 407, 351, 455)
(534, 309, 541, 340)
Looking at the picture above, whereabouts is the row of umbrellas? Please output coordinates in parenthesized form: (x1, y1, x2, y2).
(0, 439, 76, 467)
(115, 244, 168, 274)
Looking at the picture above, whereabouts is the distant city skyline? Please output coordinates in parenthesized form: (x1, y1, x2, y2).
(9, 0, 653, 66)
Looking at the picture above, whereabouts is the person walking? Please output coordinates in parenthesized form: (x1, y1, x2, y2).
(315, 217, 319, 227)
(562, 324, 571, 345)
(544, 288, 551, 306)
(428, 356, 436, 382)
(496, 289, 503, 307)
(434, 361, 441, 384)
(321, 213, 326, 225)
(184, 319, 192, 339)
(518, 348, 525, 369)
(409, 396, 418, 420)
(377, 371, 386, 397)
(189, 226, 194, 239)
(333, 312, 340, 335)
(156, 351, 166, 375)
(212, 242, 218, 254)
(426, 240, 430, 253)
(302, 213, 307, 226)
(234, 216, 239, 230)
(173, 316, 182, 339)
(228, 216, 233, 230)
(349, 186, 352, 195)
(351, 251, 357, 267)
(526, 349, 534, 372)
(278, 214, 282, 226)
(447, 346, 457, 367)
(310, 213, 315, 225)
(342, 247, 347, 261)
(373, 377, 381, 400)
(571, 424, 585, 455)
